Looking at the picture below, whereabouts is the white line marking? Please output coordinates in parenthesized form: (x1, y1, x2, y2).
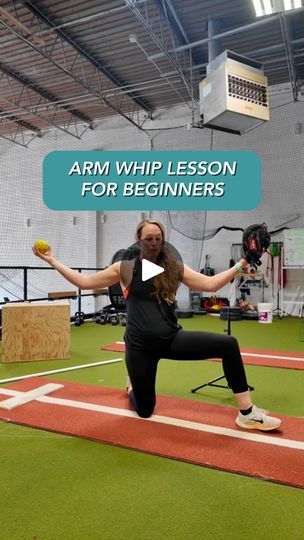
(0, 384, 63, 410)
(241, 351, 304, 363)
(113, 342, 304, 364)
(0, 358, 123, 385)
(0, 387, 303, 451)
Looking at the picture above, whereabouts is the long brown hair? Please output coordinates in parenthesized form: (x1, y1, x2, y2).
(136, 219, 183, 304)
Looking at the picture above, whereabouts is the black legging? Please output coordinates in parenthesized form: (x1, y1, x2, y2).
(125, 330, 248, 418)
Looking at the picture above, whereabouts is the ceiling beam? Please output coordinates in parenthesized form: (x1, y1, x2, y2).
(0, 5, 45, 46)
(0, 106, 41, 135)
(0, 64, 91, 140)
(0, 118, 38, 147)
(23, 0, 153, 117)
(0, 1, 152, 130)
(125, 0, 198, 101)
(153, 0, 190, 46)
(279, 12, 300, 101)
(148, 9, 304, 60)
(0, 61, 92, 126)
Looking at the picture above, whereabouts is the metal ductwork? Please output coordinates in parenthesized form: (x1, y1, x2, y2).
(199, 50, 269, 135)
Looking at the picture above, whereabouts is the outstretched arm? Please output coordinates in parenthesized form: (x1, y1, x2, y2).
(182, 259, 248, 292)
(33, 245, 121, 290)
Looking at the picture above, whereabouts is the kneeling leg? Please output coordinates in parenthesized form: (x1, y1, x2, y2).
(125, 347, 159, 418)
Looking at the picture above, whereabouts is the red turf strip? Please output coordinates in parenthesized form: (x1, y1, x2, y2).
(101, 343, 304, 370)
(0, 377, 304, 489)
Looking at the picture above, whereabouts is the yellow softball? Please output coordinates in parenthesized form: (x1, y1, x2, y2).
(34, 239, 50, 254)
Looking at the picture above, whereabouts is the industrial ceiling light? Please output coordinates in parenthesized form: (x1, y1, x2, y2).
(253, 0, 303, 16)
(292, 0, 302, 7)
(264, 0, 273, 14)
(284, 0, 292, 8)
(253, 0, 264, 16)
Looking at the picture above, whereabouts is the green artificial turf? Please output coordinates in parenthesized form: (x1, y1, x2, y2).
(1, 316, 304, 539)
(1, 422, 304, 540)
(180, 314, 304, 352)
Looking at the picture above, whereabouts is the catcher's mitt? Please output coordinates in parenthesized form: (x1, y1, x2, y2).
(242, 223, 270, 269)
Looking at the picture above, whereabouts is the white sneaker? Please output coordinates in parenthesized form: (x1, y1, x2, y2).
(236, 405, 282, 431)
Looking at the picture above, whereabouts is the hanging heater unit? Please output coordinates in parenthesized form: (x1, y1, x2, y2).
(199, 50, 269, 135)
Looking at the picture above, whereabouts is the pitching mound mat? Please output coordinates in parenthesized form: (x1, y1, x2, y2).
(0, 377, 304, 489)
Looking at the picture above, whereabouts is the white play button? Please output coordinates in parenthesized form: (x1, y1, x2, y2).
(142, 259, 164, 281)
(119, 240, 183, 290)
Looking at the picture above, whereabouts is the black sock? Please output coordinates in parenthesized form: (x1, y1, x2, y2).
(240, 406, 253, 415)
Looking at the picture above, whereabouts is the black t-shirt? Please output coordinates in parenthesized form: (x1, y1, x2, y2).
(124, 259, 180, 350)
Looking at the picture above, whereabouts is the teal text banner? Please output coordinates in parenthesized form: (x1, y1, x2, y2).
(43, 150, 261, 211)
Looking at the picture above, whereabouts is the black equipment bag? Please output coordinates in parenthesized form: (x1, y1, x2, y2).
(200, 254, 215, 276)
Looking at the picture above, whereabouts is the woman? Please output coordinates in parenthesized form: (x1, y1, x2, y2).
(33, 219, 281, 431)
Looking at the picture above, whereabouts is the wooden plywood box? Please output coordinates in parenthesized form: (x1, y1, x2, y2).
(1, 302, 70, 363)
